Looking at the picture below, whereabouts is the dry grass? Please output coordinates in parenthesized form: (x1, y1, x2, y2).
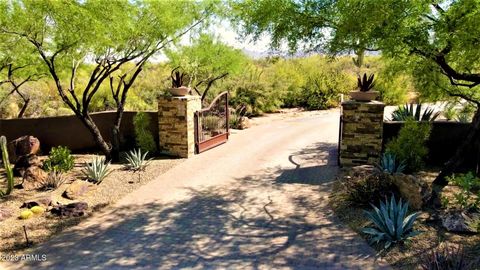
(0, 154, 183, 253)
(329, 169, 480, 270)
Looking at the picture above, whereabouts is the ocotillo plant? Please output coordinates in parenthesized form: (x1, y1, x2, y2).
(0, 136, 14, 195)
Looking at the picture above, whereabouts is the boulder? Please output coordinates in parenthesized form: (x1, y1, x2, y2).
(440, 210, 478, 234)
(349, 165, 380, 179)
(0, 207, 13, 222)
(21, 195, 53, 209)
(391, 173, 431, 210)
(239, 117, 251, 130)
(13, 154, 42, 176)
(11, 135, 40, 157)
(63, 180, 95, 200)
(51, 202, 88, 218)
(21, 166, 48, 191)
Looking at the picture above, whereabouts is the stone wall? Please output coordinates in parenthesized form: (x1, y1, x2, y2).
(340, 100, 385, 166)
(158, 95, 201, 158)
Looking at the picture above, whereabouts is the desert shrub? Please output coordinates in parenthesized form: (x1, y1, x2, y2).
(202, 115, 222, 130)
(363, 195, 421, 249)
(421, 244, 475, 270)
(446, 172, 480, 210)
(442, 102, 458, 121)
(343, 172, 397, 205)
(124, 148, 151, 172)
(385, 120, 431, 172)
(43, 146, 75, 172)
(42, 170, 69, 190)
(133, 112, 157, 154)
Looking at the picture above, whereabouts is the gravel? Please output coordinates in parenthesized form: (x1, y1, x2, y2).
(0, 155, 183, 253)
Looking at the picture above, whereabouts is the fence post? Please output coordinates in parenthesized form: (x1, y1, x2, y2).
(158, 95, 201, 158)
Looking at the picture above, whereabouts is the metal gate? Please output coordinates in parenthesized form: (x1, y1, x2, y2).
(194, 91, 229, 154)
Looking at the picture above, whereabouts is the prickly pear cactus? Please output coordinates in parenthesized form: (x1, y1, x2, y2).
(0, 136, 14, 195)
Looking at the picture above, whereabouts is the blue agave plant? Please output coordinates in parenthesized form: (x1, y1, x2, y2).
(363, 196, 421, 249)
(379, 153, 406, 174)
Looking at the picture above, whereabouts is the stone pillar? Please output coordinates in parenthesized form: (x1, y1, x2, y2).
(340, 100, 385, 167)
(158, 95, 201, 158)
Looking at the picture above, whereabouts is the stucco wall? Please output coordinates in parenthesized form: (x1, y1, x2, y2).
(383, 121, 478, 169)
(0, 111, 158, 154)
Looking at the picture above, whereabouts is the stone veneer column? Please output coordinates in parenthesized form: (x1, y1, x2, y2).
(158, 95, 201, 158)
(340, 100, 385, 166)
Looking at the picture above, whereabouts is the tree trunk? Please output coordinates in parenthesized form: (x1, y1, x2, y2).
(78, 113, 112, 159)
(111, 106, 124, 162)
(430, 107, 480, 205)
(17, 98, 30, 118)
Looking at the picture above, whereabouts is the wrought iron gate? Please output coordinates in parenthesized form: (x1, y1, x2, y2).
(194, 91, 229, 153)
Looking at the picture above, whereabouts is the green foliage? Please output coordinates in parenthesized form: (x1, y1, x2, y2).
(82, 156, 111, 184)
(202, 115, 222, 131)
(446, 172, 480, 210)
(43, 146, 75, 173)
(133, 112, 157, 154)
(421, 245, 474, 270)
(363, 196, 421, 249)
(385, 120, 431, 172)
(378, 153, 405, 174)
(124, 148, 151, 172)
(391, 104, 440, 122)
(443, 102, 458, 121)
(0, 135, 14, 196)
(357, 73, 375, 92)
(343, 173, 396, 206)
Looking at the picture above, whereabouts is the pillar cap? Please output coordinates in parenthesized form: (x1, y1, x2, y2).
(160, 95, 201, 100)
(341, 100, 385, 106)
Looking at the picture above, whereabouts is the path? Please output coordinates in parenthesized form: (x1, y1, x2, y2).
(5, 109, 389, 270)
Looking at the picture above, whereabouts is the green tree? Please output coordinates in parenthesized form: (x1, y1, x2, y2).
(0, 0, 214, 160)
(229, 0, 480, 196)
(166, 33, 247, 101)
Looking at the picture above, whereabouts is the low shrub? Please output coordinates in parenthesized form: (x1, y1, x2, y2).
(343, 172, 397, 205)
(446, 172, 480, 210)
(385, 119, 431, 172)
(421, 244, 475, 270)
(363, 196, 421, 249)
(42, 170, 69, 190)
(133, 112, 157, 154)
(43, 146, 75, 172)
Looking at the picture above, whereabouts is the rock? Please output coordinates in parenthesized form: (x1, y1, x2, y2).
(441, 210, 478, 234)
(13, 154, 42, 177)
(239, 117, 251, 130)
(0, 207, 13, 222)
(51, 202, 88, 218)
(21, 166, 48, 191)
(11, 135, 40, 157)
(391, 173, 431, 210)
(63, 180, 95, 200)
(350, 165, 380, 179)
(21, 195, 52, 209)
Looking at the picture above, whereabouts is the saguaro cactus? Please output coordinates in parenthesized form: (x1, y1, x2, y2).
(0, 136, 14, 195)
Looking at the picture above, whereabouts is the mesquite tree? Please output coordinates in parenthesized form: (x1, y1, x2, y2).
(0, 0, 214, 160)
(230, 0, 480, 197)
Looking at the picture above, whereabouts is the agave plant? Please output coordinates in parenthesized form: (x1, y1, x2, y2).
(363, 196, 421, 249)
(391, 103, 440, 121)
(170, 67, 186, 88)
(357, 73, 375, 92)
(124, 148, 151, 172)
(82, 156, 111, 184)
(378, 153, 406, 174)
